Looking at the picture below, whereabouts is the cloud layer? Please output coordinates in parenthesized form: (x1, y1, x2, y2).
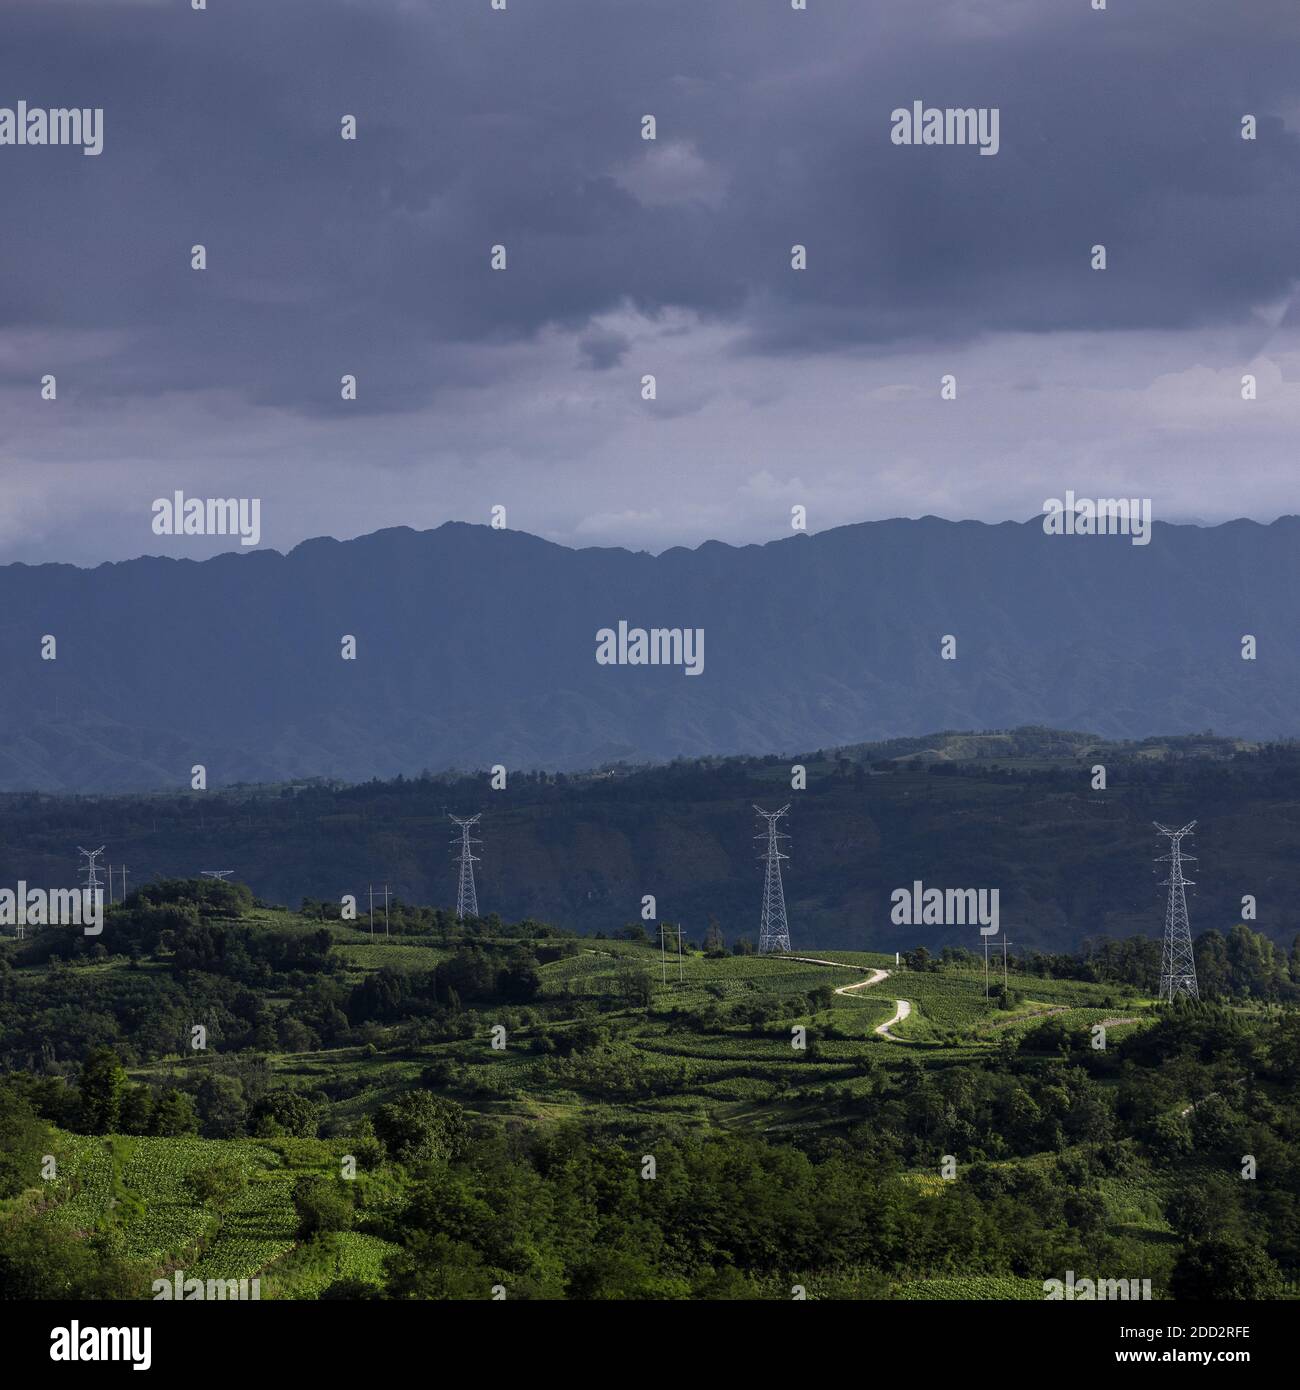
(0, 0, 1297, 562)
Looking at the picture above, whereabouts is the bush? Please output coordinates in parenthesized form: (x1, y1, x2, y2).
(291, 1177, 354, 1237)
(372, 1092, 469, 1168)
(0, 1089, 50, 1199)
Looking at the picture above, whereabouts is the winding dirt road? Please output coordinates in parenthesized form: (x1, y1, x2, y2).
(782, 955, 911, 1040)
(874, 996, 912, 1040)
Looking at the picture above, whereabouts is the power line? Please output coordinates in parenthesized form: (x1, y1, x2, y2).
(983, 936, 1013, 999)
(364, 883, 392, 939)
(659, 921, 685, 984)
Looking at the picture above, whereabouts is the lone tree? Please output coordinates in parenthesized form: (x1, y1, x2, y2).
(79, 1048, 128, 1135)
(291, 1176, 354, 1238)
(372, 1092, 469, 1168)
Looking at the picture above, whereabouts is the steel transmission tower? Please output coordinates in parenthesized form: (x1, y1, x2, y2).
(1155, 821, 1199, 1002)
(449, 814, 482, 920)
(754, 804, 791, 953)
(78, 846, 105, 906)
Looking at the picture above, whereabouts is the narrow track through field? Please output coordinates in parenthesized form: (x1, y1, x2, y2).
(782, 956, 912, 1041)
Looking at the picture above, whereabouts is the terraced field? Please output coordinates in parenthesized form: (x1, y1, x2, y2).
(893, 1276, 1045, 1300)
(43, 1130, 381, 1292)
(9, 918, 1200, 1305)
(246, 941, 1154, 1132)
(334, 941, 450, 976)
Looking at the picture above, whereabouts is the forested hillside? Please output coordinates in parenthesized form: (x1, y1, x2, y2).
(1, 880, 1297, 1301)
(3, 729, 1300, 953)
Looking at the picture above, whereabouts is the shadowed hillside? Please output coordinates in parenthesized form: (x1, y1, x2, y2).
(3, 516, 1300, 791)
(2, 729, 1297, 954)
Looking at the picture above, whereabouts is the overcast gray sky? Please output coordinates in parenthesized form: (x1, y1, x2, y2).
(2, 0, 1298, 565)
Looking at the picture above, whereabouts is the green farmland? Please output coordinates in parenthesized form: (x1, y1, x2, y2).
(2, 878, 1297, 1302)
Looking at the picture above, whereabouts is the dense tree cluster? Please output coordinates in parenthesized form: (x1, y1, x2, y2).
(0, 883, 562, 1073)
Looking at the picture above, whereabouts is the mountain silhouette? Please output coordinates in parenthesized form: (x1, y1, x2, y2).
(1, 515, 1297, 792)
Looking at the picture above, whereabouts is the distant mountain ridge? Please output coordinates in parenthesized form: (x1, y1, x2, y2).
(1, 515, 1298, 793)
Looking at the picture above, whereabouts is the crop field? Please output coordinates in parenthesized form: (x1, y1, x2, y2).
(892, 1276, 1045, 1300)
(543, 945, 865, 1005)
(236, 945, 1154, 1132)
(45, 1133, 116, 1235)
(43, 1131, 364, 1286)
(334, 941, 448, 975)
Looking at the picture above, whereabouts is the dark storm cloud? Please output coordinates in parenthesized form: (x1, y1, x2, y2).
(1, 0, 1297, 415)
(578, 328, 630, 371)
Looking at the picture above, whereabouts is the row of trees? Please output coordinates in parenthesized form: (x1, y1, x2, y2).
(925, 924, 1300, 1001)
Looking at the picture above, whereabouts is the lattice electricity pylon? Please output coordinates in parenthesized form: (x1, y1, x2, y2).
(1155, 821, 1199, 1002)
(449, 814, 482, 920)
(77, 846, 105, 906)
(754, 804, 791, 954)
(201, 870, 234, 882)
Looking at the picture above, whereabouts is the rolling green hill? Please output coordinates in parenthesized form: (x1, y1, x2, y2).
(3, 879, 1298, 1302)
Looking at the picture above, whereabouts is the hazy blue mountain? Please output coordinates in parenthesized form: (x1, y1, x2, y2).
(2, 516, 1298, 793)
